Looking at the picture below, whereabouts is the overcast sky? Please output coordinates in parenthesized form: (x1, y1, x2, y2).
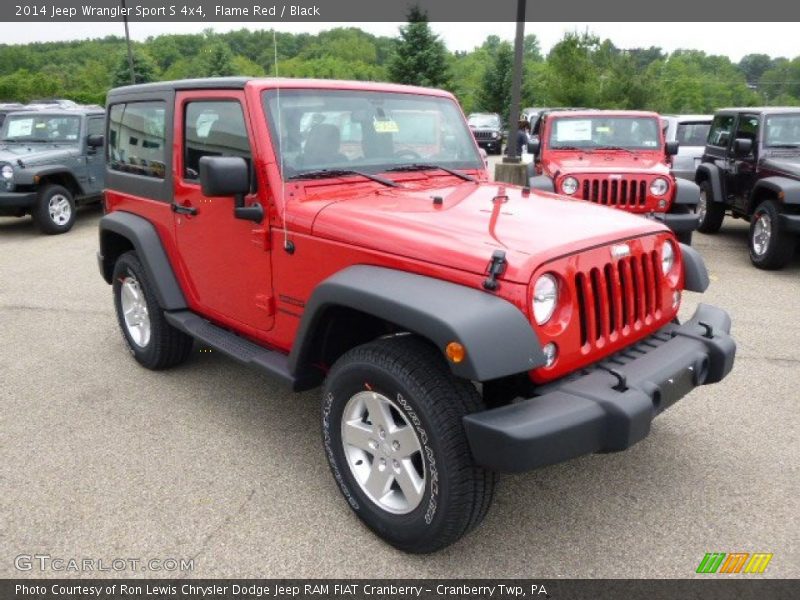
(3, 22, 800, 61)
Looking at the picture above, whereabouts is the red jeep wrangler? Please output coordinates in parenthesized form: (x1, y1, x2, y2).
(97, 78, 735, 553)
(529, 110, 701, 244)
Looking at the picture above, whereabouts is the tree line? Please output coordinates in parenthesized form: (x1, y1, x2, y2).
(0, 16, 797, 116)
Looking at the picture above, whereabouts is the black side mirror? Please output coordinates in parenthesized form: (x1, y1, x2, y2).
(665, 140, 679, 156)
(87, 134, 104, 148)
(527, 138, 541, 156)
(199, 156, 263, 223)
(733, 138, 753, 156)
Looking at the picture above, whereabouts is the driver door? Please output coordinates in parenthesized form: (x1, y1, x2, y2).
(172, 91, 274, 331)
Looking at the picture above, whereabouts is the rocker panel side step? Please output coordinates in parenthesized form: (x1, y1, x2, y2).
(165, 310, 295, 386)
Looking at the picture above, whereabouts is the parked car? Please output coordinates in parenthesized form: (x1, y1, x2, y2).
(97, 77, 736, 553)
(528, 109, 700, 244)
(662, 114, 712, 181)
(696, 107, 800, 269)
(0, 108, 105, 233)
(467, 112, 503, 154)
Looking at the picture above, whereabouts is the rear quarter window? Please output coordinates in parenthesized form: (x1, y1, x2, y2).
(108, 101, 167, 178)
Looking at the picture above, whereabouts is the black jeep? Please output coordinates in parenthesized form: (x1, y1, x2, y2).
(696, 108, 800, 269)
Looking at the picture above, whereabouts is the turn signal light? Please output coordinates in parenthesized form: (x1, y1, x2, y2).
(445, 342, 466, 364)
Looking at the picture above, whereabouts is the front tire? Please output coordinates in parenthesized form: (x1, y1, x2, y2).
(33, 184, 76, 234)
(112, 251, 193, 369)
(321, 336, 495, 553)
(696, 180, 725, 234)
(749, 199, 795, 270)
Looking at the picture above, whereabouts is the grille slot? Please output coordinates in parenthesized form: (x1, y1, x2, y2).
(575, 249, 663, 348)
(576, 176, 649, 206)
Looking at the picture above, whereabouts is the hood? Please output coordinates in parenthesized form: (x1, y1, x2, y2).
(761, 156, 800, 178)
(310, 181, 666, 283)
(545, 151, 669, 177)
(0, 143, 78, 166)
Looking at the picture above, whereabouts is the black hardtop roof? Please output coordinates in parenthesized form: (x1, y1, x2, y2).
(715, 107, 800, 116)
(108, 77, 250, 97)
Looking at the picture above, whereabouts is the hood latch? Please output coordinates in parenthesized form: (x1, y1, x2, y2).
(483, 249, 507, 291)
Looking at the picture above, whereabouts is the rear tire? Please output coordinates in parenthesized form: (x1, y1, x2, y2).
(321, 335, 495, 553)
(112, 251, 193, 369)
(749, 199, 795, 270)
(32, 184, 76, 234)
(696, 180, 725, 234)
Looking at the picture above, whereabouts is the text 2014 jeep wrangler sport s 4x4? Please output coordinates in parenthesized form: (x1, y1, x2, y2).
(528, 110, 701, 245)
(97, 78, 736, 553)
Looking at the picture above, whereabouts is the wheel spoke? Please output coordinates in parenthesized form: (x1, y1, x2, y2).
(342, 420, 374, 452)
(364, 460, 393, 500)
(394, 459, 425, 506)
(363, 393, 394, 433)
(391, 425, 420, 459)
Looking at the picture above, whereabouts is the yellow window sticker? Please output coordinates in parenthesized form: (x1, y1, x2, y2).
(373, 118, 399, 133)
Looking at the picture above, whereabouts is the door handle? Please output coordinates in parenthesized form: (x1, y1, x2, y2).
(171, 203, 198, 216)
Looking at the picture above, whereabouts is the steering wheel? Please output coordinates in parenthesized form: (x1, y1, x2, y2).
(394, 149, 421, 160)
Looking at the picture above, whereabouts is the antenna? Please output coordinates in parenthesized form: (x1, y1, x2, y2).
(273, 29, 293, 254)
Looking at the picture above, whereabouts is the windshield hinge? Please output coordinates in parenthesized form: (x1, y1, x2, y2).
(483, 249, 507, 291)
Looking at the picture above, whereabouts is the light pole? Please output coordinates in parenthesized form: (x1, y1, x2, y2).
(494, 0, 529, 185)
(121, 0, 136, 84)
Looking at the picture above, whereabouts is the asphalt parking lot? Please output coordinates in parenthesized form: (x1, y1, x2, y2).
(1, 202, 798, 579)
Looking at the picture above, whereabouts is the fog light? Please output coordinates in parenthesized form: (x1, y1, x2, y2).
(445, 342, 466, 364)
(672, 290, 681, 308)
(542, 342, 558, 367)
(658, 199, 667, 209)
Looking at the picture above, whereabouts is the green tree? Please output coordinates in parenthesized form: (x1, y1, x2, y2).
(387, 6, 450, 88)
(202, 42, 235, 77)
(739, 53, 772, 85)
(545, 32, 601, 106)
(476, 41, 513, 116)
(112, 48, 158, 87)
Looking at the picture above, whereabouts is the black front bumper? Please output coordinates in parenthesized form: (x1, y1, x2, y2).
(463, 303, 735, 472)
(650, 211, 700, 234)
(0, 191, 37, 209)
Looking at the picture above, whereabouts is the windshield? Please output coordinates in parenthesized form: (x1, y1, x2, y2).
(468, 114, 501, 128)
(263, 89, 482, 179)
(764, 114, 800, 147)
(548, 116, 661, 150)
(1, 114, 81, 143)
(676, 121, 711, 147)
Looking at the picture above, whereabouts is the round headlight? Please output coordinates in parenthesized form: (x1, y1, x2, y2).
(650, 177, 669, 197)
(1, 165, 13, 181)
(661, 240, 675, 275)
(533, 274, 558, 325)
(561, 176, 579, 195)
(491, 132, 499, 139)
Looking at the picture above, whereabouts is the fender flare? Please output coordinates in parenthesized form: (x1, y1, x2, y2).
(529, 175, 555, 193)
(289, 266, 546, 382)
(679, 243, 709, 293)
(673, 178, 700, 206)
(695, 163, 723, 203)
(98, 211, 187, 310)
(749, 176, 800, 212)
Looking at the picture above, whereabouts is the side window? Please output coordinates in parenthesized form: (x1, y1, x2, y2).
(184, 100, 251, 180)
(108, 101, 167, 178)
(735, 115, 759, 145)
(87, 117, 104, 139)
(708, 114, 735, 148)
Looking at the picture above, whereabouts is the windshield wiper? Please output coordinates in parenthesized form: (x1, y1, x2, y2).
(551, 145, 591, 151)
(594, 145, 637, 153)
(287, 168, 399, 188)
(768, 144, 800, 149)
(386, 163, 476, 182)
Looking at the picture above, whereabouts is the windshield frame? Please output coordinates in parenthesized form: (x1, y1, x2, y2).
(546, 115, 663, 152)
(1, 113, 82, 144)
(261, 88, 484, 181)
